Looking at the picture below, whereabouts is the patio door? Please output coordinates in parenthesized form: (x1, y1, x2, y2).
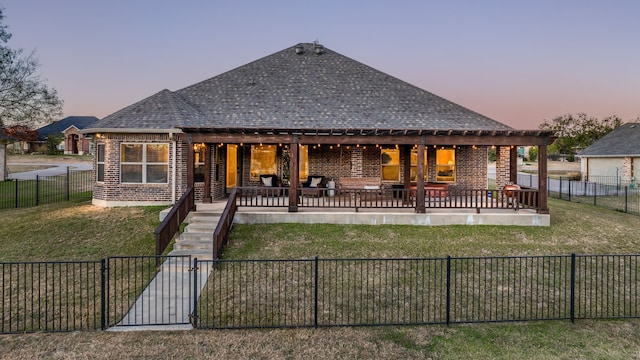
(226, 144, 240, 193)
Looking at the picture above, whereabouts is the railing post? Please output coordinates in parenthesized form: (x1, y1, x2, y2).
(314, 256, 319, 328)
(570, 253, 576, 323)
(192, 258, 198, 328)
(100, 258, 106, 330)
(446, 255, 451, 326)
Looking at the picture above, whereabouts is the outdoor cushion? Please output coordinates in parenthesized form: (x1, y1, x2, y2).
(309, 177, 323, 188)
(262, 176, 272, 187)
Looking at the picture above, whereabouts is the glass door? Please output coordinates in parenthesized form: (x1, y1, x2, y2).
(226, 144, 238, 191)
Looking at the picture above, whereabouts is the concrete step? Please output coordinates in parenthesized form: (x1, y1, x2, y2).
(195, 202, 228, 212)
(184, 222, 218, 233)
(168, 249, 215, 261)
(174, 238, 213, 251)
(179, 232, 212, 242)
(186, 212, 222, 222)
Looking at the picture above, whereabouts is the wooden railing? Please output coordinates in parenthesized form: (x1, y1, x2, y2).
(212, 188, 238, 260)
(154, 186, 195, 257)
(235, 186, 540, 212)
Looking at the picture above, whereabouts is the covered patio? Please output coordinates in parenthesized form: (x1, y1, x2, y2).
(183, 127, 553, 218)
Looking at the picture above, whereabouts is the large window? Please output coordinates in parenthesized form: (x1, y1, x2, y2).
(121, 143, 169, 183)
(250, 144, 276, 181)
(381, 148, 400, 181)
(194, 143, 205, 182)
(97, 143, 105, 182)
(410, 149, 427, 182)
(299, 145, 309, 181)
(436, 148, 455, 182)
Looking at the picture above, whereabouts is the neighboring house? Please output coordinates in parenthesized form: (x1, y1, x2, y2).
(579, 122, 640, 185)
(82, 42, 554, 212)
(33, 116, 98, 154)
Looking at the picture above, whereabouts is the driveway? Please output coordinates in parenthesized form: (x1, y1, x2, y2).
(7, 163, 92, 180)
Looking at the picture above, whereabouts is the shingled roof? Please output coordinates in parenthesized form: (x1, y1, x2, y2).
(579, 123, 640, 157)
(87, 43, 517, 133)
(37, 116, 98, 140)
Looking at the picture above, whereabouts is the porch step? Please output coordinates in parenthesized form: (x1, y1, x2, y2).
(167, 249, 215, 261)
(166, 203, 226, 262)
(173, 238, 213, 251)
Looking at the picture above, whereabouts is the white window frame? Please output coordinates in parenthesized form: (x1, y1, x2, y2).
(120, 143, 169, 184)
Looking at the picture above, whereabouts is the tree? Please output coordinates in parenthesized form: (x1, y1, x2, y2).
(0, 8, 63, 128)
(1, 124, 38, 154)
(539, 113, 623, 157)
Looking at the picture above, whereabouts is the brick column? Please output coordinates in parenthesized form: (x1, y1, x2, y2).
(289, 142, 299, 212)
(495, 146, 511, 190)
(350, 147, 363, 177)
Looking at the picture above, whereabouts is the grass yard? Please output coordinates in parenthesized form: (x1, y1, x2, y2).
(1, 198, 640, 358)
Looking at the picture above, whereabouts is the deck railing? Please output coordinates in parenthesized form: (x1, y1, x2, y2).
(235, 186, 539, 212)
(154, 186, 194, 257)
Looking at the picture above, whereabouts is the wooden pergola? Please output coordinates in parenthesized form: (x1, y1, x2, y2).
(180, 127, 555, 214)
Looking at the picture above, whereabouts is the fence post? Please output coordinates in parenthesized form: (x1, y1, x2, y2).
(15, 179, 18, 208)
(192, 258, 198, 328)
(36, 175, 40, 206)
(568, 179, 572, 201)
(570, 253, 576, 323)
(559, 177, 563, 200)
(314, 256, 319, 328)
(66, 167, 70, 201)
(446, 255, 451, 326)
(625, 186, 628, 213)
(100, 258, 106, 330)
(593, 183, 597, 206)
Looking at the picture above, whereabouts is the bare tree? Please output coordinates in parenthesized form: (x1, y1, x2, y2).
(0, 7, 63, 128)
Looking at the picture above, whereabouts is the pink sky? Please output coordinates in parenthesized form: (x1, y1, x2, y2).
(3, 0, 639, 129)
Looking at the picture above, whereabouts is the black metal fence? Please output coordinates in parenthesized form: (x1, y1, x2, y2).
(0, 169, 93, 209)
(517, 173, 640, 216)
(194, 254, 640, 329)
(3, 254, 640, 333)
(0, 255, 190, 334)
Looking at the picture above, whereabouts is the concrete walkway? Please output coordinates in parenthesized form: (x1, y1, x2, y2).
(109, 201, 226, 331)
(7, 162, 92, 180)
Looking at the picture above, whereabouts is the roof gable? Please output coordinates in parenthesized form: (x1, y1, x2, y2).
(580, 123, 640, 157)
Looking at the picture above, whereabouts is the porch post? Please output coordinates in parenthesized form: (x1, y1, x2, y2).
(288, 138, 299, 212)
(403, 146, 411, 204)
(203, 143, 212, 203)
(509, 146, 518, 184)
(416, 142, 426, 213)
(187, 135, 194, 189)
(537, 144, 549, 214)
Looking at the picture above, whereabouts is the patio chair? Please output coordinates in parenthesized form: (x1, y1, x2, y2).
(301, 175, 325, 197)
(259, 174, 281, 196)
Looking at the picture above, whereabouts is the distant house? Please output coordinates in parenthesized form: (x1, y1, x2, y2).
(82, 42, 554, 213)
(33, 116, 98, 154)
(579, 122, 640, 185)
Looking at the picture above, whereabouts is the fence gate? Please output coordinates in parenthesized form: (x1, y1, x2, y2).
(106, 256, 194, 327)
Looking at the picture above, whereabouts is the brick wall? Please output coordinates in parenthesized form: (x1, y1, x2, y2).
(93, 133, 178, 205)
(495, 146, 511, 190)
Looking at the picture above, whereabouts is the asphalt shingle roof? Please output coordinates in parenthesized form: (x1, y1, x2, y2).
(88, 43, 516, 132)
(579, 123, 640, 157)
(37, 116, 98, 140)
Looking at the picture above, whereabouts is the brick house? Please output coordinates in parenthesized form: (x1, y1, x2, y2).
(579, 122, 640, 186)
(83, 43, 554, 212)
(33, 116, 98, 154)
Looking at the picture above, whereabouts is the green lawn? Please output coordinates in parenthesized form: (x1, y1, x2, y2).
(2, 198, 640, 359)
